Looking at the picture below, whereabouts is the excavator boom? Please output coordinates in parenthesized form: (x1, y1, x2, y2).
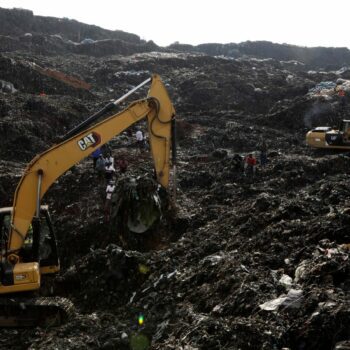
(4, 74, 175, 270)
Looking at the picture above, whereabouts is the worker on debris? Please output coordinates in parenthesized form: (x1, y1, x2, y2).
(338, 89, 347, 117)
(232, 154, 243, 171)
(117, 156, 128, 174)
(244, 153, 257, 176)
(101, 143, 112, 157)
(104, 151, 114, 168)
(258, 139, 268, 167)
(104, 180, 116, 222)
(92, 147, 102, 169)
(338, 89, 346, 97)
(105, 162, 115, 182)
(136, 129, 144, 152)
(95, 154, 106, 177)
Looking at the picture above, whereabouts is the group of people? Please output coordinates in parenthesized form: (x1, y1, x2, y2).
(90, 128, 147, 221)
(92, 147, 128, 178)
(243, 140, 268, 177)
(91, 145, 129, 221)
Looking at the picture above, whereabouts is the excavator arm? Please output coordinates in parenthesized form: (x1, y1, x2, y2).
(8, 74, 175, 255)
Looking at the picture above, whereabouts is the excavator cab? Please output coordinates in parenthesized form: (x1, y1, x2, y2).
(0, 207, 71, 327)
(340, 120, 350, 136)
(0, 205, 59, 280)
(324, 119, 350, 146)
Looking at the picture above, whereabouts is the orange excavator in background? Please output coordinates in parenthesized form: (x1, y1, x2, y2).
(0, 74, 176, 326)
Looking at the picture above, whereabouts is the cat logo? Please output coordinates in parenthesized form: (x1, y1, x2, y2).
(77, 132, 101, 151)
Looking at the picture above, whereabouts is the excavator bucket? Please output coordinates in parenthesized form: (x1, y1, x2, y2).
(110, 175, 164, 235)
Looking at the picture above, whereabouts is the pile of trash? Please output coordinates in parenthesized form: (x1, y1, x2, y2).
(308, 80, 336, 95)
(1, 10, 350, 350)
(308, 78, 350, 98)
(58, 244, 150, 311)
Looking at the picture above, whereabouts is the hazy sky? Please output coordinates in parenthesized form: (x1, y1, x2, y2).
(1, 0, 349, 48)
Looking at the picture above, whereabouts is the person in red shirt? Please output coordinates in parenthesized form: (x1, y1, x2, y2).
(338, 89, 345, 97)
(244, 153, 257, 176)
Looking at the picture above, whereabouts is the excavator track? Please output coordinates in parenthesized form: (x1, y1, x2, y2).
(0, 296, 75, 327)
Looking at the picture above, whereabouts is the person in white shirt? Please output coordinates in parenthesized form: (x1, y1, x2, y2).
(136, 130, 143, 141)
(104, 154, 114, 168)
(105, 163, 115, 182)
(105, 180, 116, 222)
(136, 130, 144, 152)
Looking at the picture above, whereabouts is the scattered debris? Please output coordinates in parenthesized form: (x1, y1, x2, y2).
(0, 79, 17, 93)
(0, 8, 349, 350)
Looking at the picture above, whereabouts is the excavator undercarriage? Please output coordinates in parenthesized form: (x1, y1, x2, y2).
(0, 295, 74, 327)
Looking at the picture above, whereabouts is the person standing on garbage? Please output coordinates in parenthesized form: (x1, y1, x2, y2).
(105, 160, 115, 183)
(117, 156, 128, 174)
(95, 154, 106, 179)
(258, 139, 268, 167)
(104, 180, 116, 222)
(136, 129, 144, 152)
(104, 151, 114, 169)
(338, 89, 347, 117)
(92, 147, 102, 169)
(101, 143, 112, 158)
(244, 153, 257, 176)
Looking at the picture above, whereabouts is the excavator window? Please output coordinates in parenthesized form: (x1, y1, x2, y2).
(38, 218, 52, 261)
(0, 209, 58, 268)
(19, 214, 55, 263)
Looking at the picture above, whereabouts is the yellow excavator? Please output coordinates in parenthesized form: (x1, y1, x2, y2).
(306, 120, 350, 150)
(0, 74, 176, 326)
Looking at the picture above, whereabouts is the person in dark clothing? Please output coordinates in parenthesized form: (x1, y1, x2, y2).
(101, 143, 112, 157)
(95, 154, 106, 174)
(117, 157, 128, 174)
(258, 140, 268, 167)
(232, 154, 243, 171)
(92, 148, 102, 169)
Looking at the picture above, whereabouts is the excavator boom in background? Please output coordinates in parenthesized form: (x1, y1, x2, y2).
(0, 74, 176, 326)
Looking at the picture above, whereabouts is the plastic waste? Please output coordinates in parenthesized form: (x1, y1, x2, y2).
(259, 289, 303, 311)
(0, 80, 17, 93)
(294, 260, 308, 283)
(279, 274, 293, 290)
